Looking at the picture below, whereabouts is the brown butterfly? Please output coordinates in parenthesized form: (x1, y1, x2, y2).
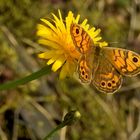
(70, 23, 140, 93)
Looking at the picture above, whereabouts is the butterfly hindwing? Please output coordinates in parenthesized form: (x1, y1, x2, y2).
(92, 55, 122, 93)
(78, 54, 92, 83)
(102, 47, 140, 76)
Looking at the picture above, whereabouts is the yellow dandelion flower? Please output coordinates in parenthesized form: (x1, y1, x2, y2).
(37, 10, 108, 79)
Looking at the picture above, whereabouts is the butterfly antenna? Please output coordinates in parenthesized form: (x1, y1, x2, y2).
(108, 42, 119, 45)
(108, 41, 126, 47)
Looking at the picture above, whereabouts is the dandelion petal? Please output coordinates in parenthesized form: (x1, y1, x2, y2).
(52, 56, 66, 72)
(59, 61, 69, 79)
(47, 55, 59, 65)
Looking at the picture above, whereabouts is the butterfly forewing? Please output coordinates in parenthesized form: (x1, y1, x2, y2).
(102, 47, 140, 76)
(70, 23, 92, 54)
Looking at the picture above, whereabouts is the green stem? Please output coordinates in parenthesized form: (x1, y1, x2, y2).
(0, 65, 51, 90)
(43, 110, 81, 140)
(43, 122, 66, 140)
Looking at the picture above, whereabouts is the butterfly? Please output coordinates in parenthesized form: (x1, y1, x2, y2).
(70, 23, 140, 93)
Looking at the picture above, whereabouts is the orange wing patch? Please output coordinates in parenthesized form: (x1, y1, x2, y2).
(113, 50, 126, 68)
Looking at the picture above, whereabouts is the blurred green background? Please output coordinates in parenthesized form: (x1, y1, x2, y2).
(0, 0, 140, 140)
